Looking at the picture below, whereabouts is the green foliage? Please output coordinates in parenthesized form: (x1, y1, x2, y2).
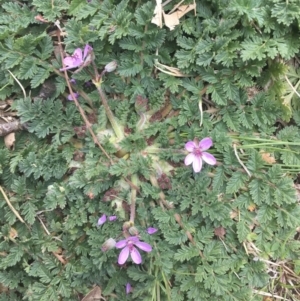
(0, 0, 300, 301)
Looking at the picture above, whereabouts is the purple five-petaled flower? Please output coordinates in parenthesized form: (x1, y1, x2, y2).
(184, 138, 216, 173)
(60, 44, 93, 71)
(115, 236, 152, 265)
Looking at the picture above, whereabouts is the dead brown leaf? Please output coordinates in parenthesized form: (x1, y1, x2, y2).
(163, 4, 196, 30)
(152, 0, 196, 30)
(151, 0, 163, 28)
(247, 203, 256, 212)
(214, 227, 226, 239)
(52, 248, 67, 265)
(81, 286, 105, 301)
(260, 152, 276, 164)
(4, 132, 15, 149)
(0, 283, 9, 293)
(295, 184, 300, 202)
(9, 227, 18, 239)
(230, 210, 238, 219)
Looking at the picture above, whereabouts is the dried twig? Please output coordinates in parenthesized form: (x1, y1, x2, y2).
(0, 120, 23, 136)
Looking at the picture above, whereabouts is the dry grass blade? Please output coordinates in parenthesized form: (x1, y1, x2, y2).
(253, 289, 290, 301)
(233, 143, 252, 177)
(0, 185, 25, 224)
(7, 70, 26, 98)
(154, 60, 188, 77)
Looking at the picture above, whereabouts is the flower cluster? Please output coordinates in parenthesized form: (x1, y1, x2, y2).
(99, 215, 157, 265)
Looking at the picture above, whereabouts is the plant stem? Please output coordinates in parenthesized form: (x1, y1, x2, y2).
(94, 84, 125, 141)
(129, 174, 138, 224)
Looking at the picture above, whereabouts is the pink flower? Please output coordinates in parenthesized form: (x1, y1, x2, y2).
(60, 44, 93, 71)
(184, 138, 216, 173)
(115, 236, 152, 265)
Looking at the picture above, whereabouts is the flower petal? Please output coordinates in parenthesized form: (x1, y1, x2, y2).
(63, 56, 76, 66)
(108, 215, 117, 221)
(192, 156, 202, 173)
(73, 48, 83, 62)
(60, 66, 78, 71)
(127, 236, 139, 242)
(130, 247, 142, 264)
(199, 137, 213, 151)
(126, 283, 132, 294)
(147, 227, 158, 235)
(97, 214, 107, 226)
(118, 246, 130, 265)
(83, 44, 93, 59)
(185, 141, 196, 152)
(61, 58, 79, 70)
(184, 153, 195, 166)
(67, 92, 79, 101)
(202, 152, 217, 165)
(115, 239, 127, 249)
(134, 241, 152, 252)
(61, 53, 83, 71)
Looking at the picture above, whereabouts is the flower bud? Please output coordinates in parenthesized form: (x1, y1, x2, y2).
(101, 238, 116, 251)
(104, 61, 117, 72)
(122, 221, 132, 231)
(128, 226, 139, 236)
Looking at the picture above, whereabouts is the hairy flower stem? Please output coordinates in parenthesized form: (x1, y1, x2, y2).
(130, 174, 138, 224)
(94, 83, 124, 141)
(57, 32, 112, 164)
